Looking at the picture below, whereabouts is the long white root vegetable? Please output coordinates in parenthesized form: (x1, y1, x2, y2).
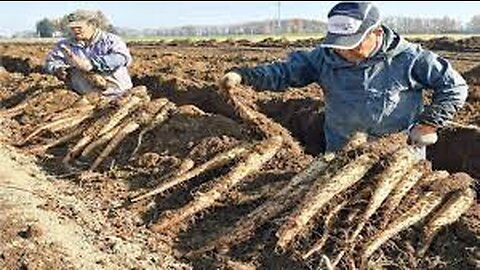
(151, 136, 282, 233)
(417, 188, 475, 257)
(130, 145, 248, 203)
(361, 191, 445, 264)
(18, 112, 91, 146)
(205, 134, 368, 254)
(344, 147, 416, 253)
(302, 200, 347, 260)
(25, 129, 83, 155)
(204, 152, 331, 254)
(80, 124, 123, 158)
(63, 135, 94, 164)
(222, 86, 304, 155)
(380, 162, 426, 227)
(90, 121, 140, 171)
(276, 152, 379, 250)
(97, 96, 143, 136)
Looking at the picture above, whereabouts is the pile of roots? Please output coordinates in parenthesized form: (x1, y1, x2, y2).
(132, 131, 475, 269)
(1, 85, 209, 172)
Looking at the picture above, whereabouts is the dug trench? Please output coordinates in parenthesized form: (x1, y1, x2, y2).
(0, 41, 479, 269)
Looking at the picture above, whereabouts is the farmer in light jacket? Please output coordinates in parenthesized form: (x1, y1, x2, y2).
(219, 1, 468, 158)
(44, 10, 133, 97)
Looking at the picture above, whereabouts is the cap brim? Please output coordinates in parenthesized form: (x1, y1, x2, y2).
(67, 21, 88, 27)
(321, 17, 382, 50)
(320, 32, 365, 50)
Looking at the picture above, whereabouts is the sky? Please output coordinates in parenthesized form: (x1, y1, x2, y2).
(0, 1, 478, 36)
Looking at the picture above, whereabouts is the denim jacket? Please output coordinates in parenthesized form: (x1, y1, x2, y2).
(235, 26, 468, 152)
(44, 29, 133, 97)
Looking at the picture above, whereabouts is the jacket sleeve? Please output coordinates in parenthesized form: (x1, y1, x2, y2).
(411, 50, 468, 127)
(43, 42, 69, 74)
(90, 34, 132, 73)
(234, 50, 319, 91)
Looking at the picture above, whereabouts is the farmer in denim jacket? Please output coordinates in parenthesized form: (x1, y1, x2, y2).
(219, 2, 468, 156)
(44, 10, 133, 97)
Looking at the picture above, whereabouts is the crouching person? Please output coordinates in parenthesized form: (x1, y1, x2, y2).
(44, 10, 133, 98)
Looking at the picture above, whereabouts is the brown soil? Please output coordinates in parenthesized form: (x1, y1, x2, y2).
(0, 40, 479, 269)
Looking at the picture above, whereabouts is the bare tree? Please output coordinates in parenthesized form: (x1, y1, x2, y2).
(467, 15, 480, 33)
(384, 16, 461, 34)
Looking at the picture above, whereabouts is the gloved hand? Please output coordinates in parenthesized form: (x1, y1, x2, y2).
(219, 72, 242, 90)
(85, 73, 108, 90)
(60, 44, 93, 72)
(408, 124, 438, 146)
(54, 66, 69, 81)
(69, 54, 93, 72)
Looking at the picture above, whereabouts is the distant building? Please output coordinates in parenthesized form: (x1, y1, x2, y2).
(52, 31, 63, 38)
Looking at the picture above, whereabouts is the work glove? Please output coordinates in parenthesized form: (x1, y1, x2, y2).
(60, 44, 93, 72)
(54, 66, 69, 81)
(219, 71, 242, 91)
(85, 73, 108, 90)
(69, 54, 93, 72)
(408, 124, 438, 146)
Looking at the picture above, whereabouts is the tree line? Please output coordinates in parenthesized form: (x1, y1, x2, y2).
(34, 10, 114, 38)
(29, 11, 480, 38)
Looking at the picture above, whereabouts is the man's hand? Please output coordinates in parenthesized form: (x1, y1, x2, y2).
(60, 44, 93, 72)
(219, 72, 242, 91)
(408, 124, 438, 146)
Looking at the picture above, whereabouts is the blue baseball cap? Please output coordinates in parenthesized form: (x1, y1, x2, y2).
(321, 2, 381, 50)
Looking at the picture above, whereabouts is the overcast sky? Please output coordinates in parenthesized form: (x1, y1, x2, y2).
(1, 1, 478, 35)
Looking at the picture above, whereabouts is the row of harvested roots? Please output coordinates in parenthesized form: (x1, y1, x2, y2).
(0, 85, 206, 171)
(130, 131, 475, 269)
(0, 81, 476, 269)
